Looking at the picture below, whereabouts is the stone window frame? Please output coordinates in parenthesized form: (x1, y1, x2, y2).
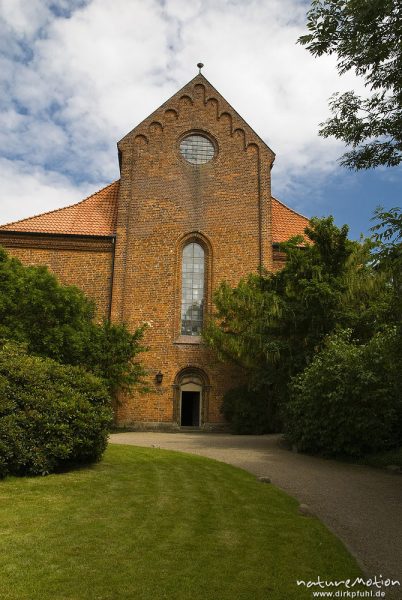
(173, 231, 213, 344)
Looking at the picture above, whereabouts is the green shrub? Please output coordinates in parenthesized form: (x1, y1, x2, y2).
(285, 328, 402, 458)
(221, 384, 278, 434)
(0, 247, 147, 395)
(0, 343, 113, 478)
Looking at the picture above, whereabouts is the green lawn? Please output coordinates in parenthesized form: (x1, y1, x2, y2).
(0, 444, 362, 600)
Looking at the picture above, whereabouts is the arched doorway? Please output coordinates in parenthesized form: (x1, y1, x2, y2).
(180, 374, 202, 427)
(173, 368, 210, 429)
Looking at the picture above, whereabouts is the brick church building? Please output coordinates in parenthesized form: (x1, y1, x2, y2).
(0, 70, 308, 430)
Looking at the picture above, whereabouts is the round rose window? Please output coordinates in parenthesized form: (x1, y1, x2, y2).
(180, 134, 215, 165)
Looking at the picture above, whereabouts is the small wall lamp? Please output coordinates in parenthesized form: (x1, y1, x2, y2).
(155, 371, 163, 385)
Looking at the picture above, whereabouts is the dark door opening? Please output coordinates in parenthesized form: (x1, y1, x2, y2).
(181, 391, 200, 427)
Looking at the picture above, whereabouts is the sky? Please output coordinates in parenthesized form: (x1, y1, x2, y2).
(0, 0, 401, 240)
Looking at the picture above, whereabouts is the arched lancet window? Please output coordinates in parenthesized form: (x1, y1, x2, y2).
(181, 242, 205, 336)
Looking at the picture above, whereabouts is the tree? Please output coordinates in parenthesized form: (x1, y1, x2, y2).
(204, 217, 382, 416)
(205, 212, 399, 442)
(371, 206, 402, 356)
(80, 320, 148, 396)
(371, 206, 402, 293)
(299, 0, 402, 169)
(0, 247, 147, 394)
(286, 327, 402, 457)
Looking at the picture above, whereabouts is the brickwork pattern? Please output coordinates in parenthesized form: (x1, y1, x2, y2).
(0, 234, 114, 320)
(112, 74, 275, 427)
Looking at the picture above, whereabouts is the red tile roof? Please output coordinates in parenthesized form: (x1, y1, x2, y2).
(271, 196, 309, 243)
(0, 181, 308, 244)
(0, 181, 119, 236)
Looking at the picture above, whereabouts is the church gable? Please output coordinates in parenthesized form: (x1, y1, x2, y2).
(117, 73, 275, 165)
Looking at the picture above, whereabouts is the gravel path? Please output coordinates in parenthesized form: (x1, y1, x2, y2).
(110, 432, 402, 592)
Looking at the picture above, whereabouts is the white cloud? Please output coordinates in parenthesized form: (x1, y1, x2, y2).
(0, 158, 95, 224)
(0, 0, 51, 39)
(0, 0, 369, 225)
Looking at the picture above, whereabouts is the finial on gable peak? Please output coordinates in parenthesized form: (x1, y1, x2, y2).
(197, 62, 204, 74)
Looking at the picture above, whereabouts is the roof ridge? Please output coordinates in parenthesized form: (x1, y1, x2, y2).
(271, 195, 309, 222)
(0, 180, 119, 230)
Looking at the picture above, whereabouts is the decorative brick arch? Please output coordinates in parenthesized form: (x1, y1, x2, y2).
(172, 367, 211, 426)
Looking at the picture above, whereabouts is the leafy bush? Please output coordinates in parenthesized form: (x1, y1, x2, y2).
(204, 217, 383, 407)
(78, 320, 148, 395)
(0, 247, 147, 394)
(0, 343, 113, 478)
(285, 328, 402, 458)
(221, 385, 278, 434)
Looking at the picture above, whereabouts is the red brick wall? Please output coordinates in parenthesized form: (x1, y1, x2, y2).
(0, 234, 114, 320)
(112, 75, 275, 428)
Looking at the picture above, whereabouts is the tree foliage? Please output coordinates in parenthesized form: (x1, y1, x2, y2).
(286, 327, 402, 457)
(0, 247, 147, 394)
(371, 206, 402, 358)
(299, 0, 402, 169)
(205, 211, 401, 448)
(204, 217, 382, 407)
(221, 384, 277, 435)
(371, 206, 402, 293)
